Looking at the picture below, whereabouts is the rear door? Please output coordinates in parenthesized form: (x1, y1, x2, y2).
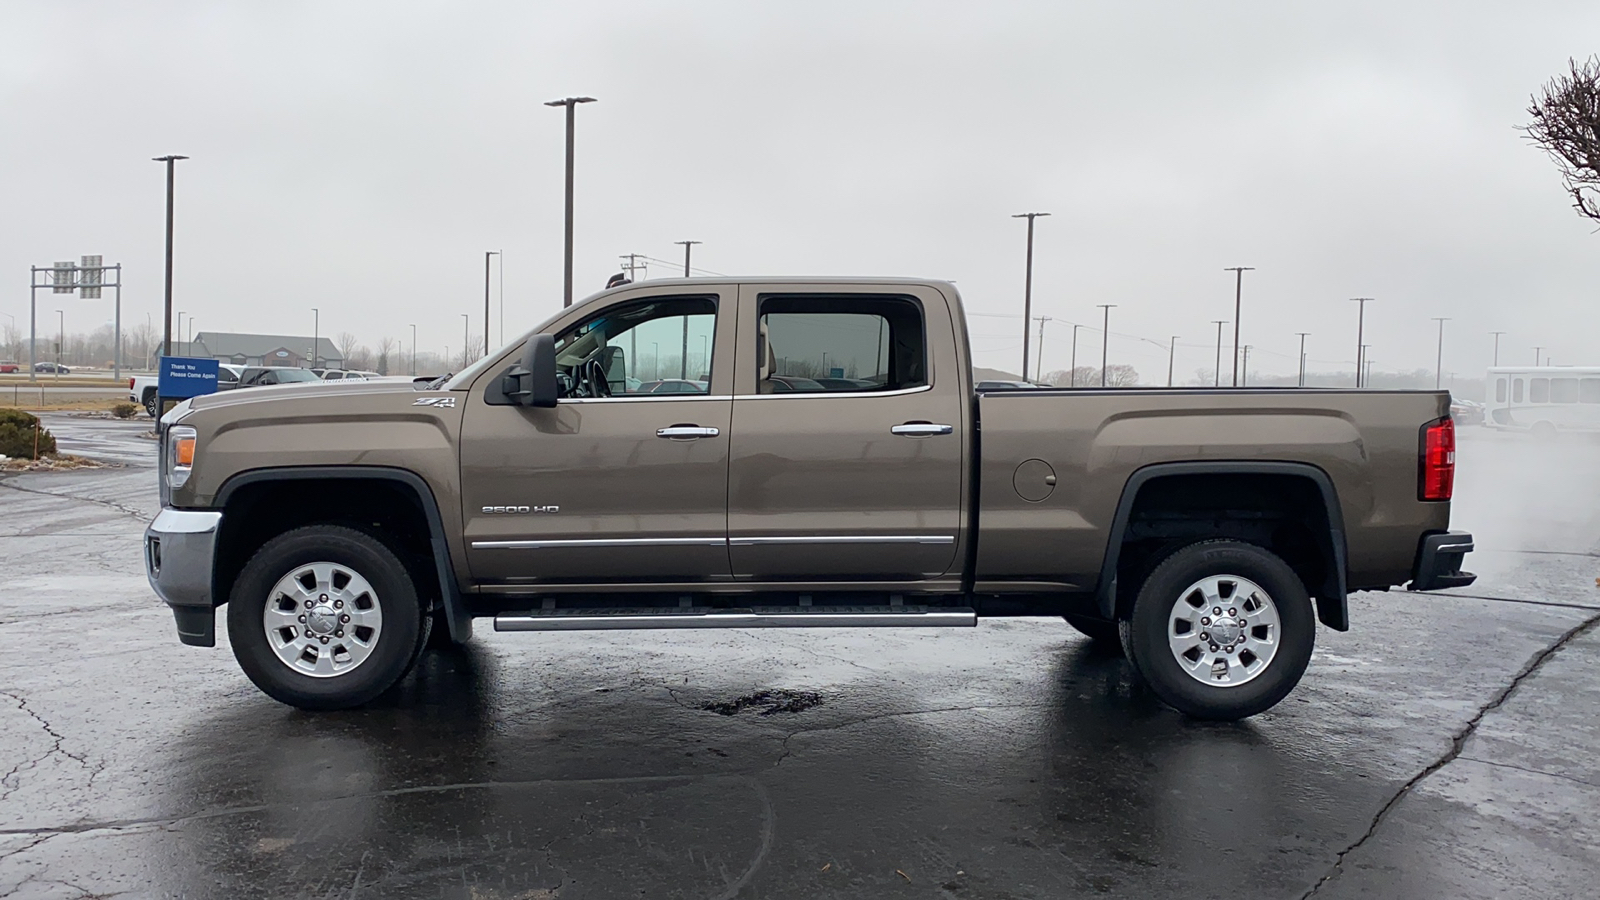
(726, 284, 966, 582)
(459, 287, 735, 585)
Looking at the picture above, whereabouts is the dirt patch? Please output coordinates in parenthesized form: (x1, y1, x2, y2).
(0, 454, 117, 472)
(700, 689, 824, 716)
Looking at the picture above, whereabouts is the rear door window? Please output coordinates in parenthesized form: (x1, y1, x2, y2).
(755, 296, 926, 394)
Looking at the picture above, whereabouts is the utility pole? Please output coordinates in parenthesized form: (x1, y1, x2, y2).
(1361, 344, 1372, 388)
(1012, 212, 1050, 380)
(1432, 317, 1450, 389)
(1097, 303, 1116, 387)
(544, 96, 596, 307)
(410, 323, 417, 376)
(484, 251, 499, 356)
(1167, 335, 1179, 387)
(1350, 298, 1373, 387)
(1223, 266, 1254, 387)
(1533, 346, 1543, 366)
(1295, 332, 1310, 387)
(619, 253, 647, 282)
(461, 314, 469, 368)
(311, 308, 319, 369)
(1034, 315, 1052, 382)
(1068, 324, 1080, 386)
(1211, 320, 1227, 387)
(674, 240, 701, 277)
(1241, 345, 1251, 386)
(153, 155, 187, 358)
(1489, 331, 1505, 367)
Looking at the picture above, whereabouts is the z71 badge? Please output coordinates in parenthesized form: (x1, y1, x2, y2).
(413, 396, 456, 408)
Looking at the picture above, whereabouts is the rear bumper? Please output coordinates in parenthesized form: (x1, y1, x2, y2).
(1409, 530, 1476, 592)
(144, 508, 222, 647)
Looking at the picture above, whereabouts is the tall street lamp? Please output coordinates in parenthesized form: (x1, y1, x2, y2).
(1097, 303, 1116, 386)
(1210, 320, 1227, 386)
(545, 96, 597, 308)
(410, 323, 418, 376)
(1350, 298, 1373, 387)
(1068, 323, 1080, 386)
(1012, 212, 1050, 379)
(1035, 315, 1052, 382)
(461, 314, 469, 369)
(55, 310, 64, 378)
(1489, 331, 1505, 367)
(1533, 346, 1543, 366)
(1222, 266, 1254, 387)
(484, 251, 499, 356)
(311, 308, 319, 369)
(1432, 317, 1450, 389)
(153, 155, 187, 358)
(176, 311, 186, 351)
(1167, 335, 1180, 387)
(1296, 332, 1310, 387)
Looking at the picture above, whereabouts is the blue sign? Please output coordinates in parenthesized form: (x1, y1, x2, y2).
(829, 367, 845, 379)
(159, 356, 220, 399)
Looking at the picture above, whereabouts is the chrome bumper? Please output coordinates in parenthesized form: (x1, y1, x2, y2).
(144, 508, 223, 647)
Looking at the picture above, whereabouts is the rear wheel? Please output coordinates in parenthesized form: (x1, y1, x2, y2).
(227, 525, 423, 710)
(1122, 540, 1315, 721)
(143, 390, 158, 419)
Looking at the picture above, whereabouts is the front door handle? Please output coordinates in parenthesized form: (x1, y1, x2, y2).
(891, 422, 954, 437)
(656, 425, 721, 439)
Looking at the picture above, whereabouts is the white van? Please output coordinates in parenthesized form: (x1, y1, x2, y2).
(1485, 366, 1600, 435)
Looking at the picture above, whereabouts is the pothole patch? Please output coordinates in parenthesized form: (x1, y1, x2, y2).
(700, 689, 823, 716)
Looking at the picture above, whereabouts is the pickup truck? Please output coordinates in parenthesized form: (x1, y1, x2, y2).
(143, 278, 1474, 720)
(131, 365, 245, 416)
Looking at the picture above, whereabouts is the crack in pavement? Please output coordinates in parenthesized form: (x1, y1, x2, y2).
(1453, 755, 1600, 790)
(0, 691, 99, 804)
(0, 480, 148, 522)
(773, 702, 1053, 768)
(1298, 610, 1600, 899)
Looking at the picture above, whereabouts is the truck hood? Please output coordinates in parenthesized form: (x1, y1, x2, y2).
(182, 379, 437, 415)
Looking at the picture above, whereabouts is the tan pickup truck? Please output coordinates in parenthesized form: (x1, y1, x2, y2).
(144, 278, 1473, 720)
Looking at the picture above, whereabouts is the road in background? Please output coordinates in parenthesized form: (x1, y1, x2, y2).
(0, 424, 1594, 898)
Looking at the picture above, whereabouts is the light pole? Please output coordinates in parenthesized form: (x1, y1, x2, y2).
(1361, 344, 1372, 388)
(55, 310, 64, 380)
(311, 308, 319, 369)
(1241, 345, 1252, 386)
(545, 96, 597, 308)
(651, 341, 659, 379)
(1068, 323, 1080, 386)
(1489, 331, 1505, 367)
(461, 313, 469, 368)
(675, 240, 701, 277)
(410, 323, 417, 376)
(153, 155, 187, 358)
(1167, 335, 1179, 387)
(1012, 212, 1050, 379)
(1432, 317, 1450, 389)
(699, 335, 708, 380)
(1295, 332, 1310, 387)
(1223, 266, 1254, 386)
(1211, 320, 1227, 386)
(188, 318, 195, 346)
(1350, 298, 1373, 387)
(1034, 315, 1052, 382)
(175, 311, 185, 350)
(1533, 346, 1543, 366)
(484, 251, 499, 356)
(1097, 303, 1116, 386)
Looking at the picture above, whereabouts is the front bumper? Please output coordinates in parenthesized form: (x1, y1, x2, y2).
(144, 508, 223, 647)
(1409, 530, 1476, 592)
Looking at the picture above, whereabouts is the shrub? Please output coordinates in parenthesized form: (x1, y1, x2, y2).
(111, 402, 138, 419)
(0, 409, 57, 459)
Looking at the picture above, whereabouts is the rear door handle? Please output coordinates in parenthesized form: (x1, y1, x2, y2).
(890, 422, 954, 437)
(656, 425, 721, 439)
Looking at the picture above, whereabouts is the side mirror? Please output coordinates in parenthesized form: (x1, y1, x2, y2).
(503, 334, 558, 407)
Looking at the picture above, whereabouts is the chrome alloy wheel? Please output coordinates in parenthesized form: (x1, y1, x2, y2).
(1167, 574, 1281, 688)
(262, 562, 384, 678)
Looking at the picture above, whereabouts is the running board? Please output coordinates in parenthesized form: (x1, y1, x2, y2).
(494, 605, 977, 632)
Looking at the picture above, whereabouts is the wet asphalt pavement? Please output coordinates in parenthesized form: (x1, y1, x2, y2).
(1, 418, 1597, 898)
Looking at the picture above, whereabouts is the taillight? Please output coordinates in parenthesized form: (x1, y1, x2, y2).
(128, 378, 134, 390)
(1420, 417, 1455, 501)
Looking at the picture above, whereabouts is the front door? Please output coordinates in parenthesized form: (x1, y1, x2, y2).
(459, 290, 735, 586)
(726, 285, 966, 582)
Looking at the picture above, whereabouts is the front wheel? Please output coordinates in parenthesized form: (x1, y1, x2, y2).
(1122, 540, 1315, 721)
(227, 525, 423, 710)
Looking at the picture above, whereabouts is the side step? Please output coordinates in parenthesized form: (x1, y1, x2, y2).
(494, 605, 977, 632)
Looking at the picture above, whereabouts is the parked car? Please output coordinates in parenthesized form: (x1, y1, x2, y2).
(237, 366, 323, 388)
(0, 360, 19, 374)
(1450, 398, 1485, 426)
(320, 370, 382, 381)
(146, 277, 1474, 719)
(33, 362, 69, 374)
(635, 378, 709, 394)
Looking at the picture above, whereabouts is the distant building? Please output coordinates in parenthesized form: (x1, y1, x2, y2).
(190, 332, 344, 368)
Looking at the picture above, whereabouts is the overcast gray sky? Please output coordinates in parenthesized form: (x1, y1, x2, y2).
(3, 0, 1597, 382)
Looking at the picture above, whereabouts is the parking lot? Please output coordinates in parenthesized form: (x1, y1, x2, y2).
(1, 416, 1596, 899)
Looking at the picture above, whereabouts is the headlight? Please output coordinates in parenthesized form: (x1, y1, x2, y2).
(166, 425, 198, 491)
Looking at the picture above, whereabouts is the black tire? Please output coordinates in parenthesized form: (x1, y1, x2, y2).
(143, 390, 158, 419)
(227, 525, 423, 710)
(1122, 540, 1315, 721)
(1062, 612, 1121, 647)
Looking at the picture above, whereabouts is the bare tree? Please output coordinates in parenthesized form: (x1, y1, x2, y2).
(375, 336, 396, 375)
(1, 319, 19, 361)
(334, 331, 361, 368)
(1525, 56, 1600, 225)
